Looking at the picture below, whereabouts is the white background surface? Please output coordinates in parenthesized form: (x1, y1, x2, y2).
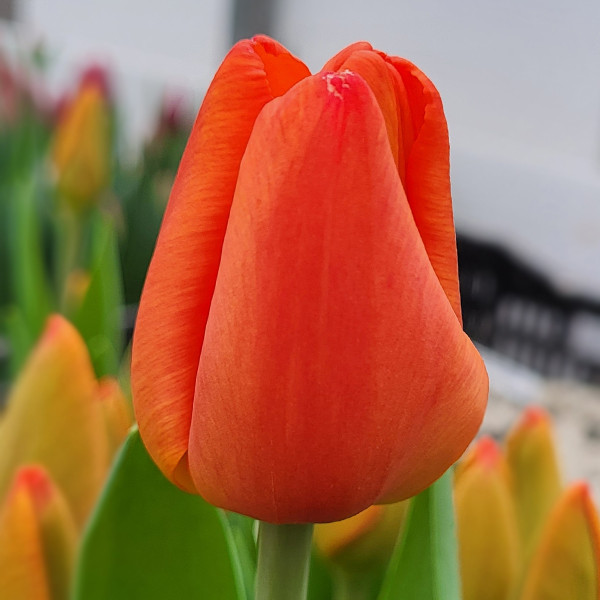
(13, 0, 600, 298)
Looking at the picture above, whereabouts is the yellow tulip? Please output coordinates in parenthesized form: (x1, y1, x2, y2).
(0, 315, 127, 527)
(455, 436, 521, 600)
(520, 482, 600, 600)
(51, 68, 111, 210)
(505, 406, 562, 558)
(0, 466, 77, 600)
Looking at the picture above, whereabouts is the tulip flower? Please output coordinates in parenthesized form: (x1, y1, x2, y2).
(0, 314, 129, 527)
(454, 436, 521, 600)
(505, 406, 562, 558)
(51, 65, 111, 211)
(520, 482, 600, 600)
(132, 35, 488, 525)
(0, 466, 77, 600)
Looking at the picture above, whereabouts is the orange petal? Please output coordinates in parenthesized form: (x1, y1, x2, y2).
(331, 50, 402, 168)
(505, 406, 562, 559)
(131, 37, 309, 492)
(520, 482, 600, 600)
(384, 55, 461, 321)
(0, 466, 77, 600)
(0, 315, 110, 527)
(188, 71, 487, 522)
(455, 437, 521, 600)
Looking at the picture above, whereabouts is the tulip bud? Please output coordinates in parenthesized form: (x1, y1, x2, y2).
(132, 35, 488, 523)
(520, 482, 600, 600)
(51, 66, 111, 211)
(455, 437, 521, 600)
(314, 501, 409, 572)
(0, 466, 77, 600)
(505, 407, 562, 558)
(0, 315, 110, 527)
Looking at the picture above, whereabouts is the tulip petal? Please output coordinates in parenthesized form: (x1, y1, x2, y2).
(131, 37, 309, 491)
(520, 482, 600, 600)
(0, 315, 110, 527)
(188, 71, 488, 522)
(454, 437, 521, 600)
(384, 56, 461, 320)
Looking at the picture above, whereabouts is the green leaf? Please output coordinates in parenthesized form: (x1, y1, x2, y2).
(73, 428, 241, 600)
(6, 177, 53, 369)
(221, 511, 257, 600)
(378, 470, 461, 600)
(72, 212, 123, 377)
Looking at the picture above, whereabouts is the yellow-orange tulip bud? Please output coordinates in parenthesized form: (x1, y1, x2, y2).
(520, 482, 600, 600)
(505, 406, 562, 558)
(314, 501, 409, 572)
(0, 315, 123, 527)
(51, 67, 111, 211)
(455, 436, 521, 600)
(0, 466, 77, 600)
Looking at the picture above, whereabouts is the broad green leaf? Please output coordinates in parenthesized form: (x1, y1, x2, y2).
(72, 212, 123, 377)
(73, 428, 241, 600)
(378, 470, 461, 600)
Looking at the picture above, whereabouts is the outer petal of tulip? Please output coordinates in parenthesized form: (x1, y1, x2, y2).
(323, 45, 461, 320)
(131, 37, 310, 493)
(52, 72, 111, 209)
(455, 437, 521, 600)
(0, 466, 77, 600)
(188, 71, 488, 522)
(520, 482, 600, 600)
(505, 407, 562, 558)
(0, 315, 110, 527)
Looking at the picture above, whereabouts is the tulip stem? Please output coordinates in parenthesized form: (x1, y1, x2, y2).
(255, 521, 313, 600)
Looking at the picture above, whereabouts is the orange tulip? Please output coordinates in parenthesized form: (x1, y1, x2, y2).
(131, 36, 488, 523)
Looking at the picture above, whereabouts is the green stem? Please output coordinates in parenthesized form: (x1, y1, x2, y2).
(55, 204, 84, 310)
(255, 522, 313, 600)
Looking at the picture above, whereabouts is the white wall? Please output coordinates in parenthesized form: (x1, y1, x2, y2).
(276, 0, 600, 297)
(15, 0, 600, 297)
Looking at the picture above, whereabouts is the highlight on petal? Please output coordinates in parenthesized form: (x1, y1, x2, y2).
(505, 406, 562, 558)
(0, 466, 77, 600)
(131, 36, 309, 492)
(188, 69, 487, 522)
(0, 315, 110, 527)
(520, 482, 600, 600)
(454, 437, 521, 600)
